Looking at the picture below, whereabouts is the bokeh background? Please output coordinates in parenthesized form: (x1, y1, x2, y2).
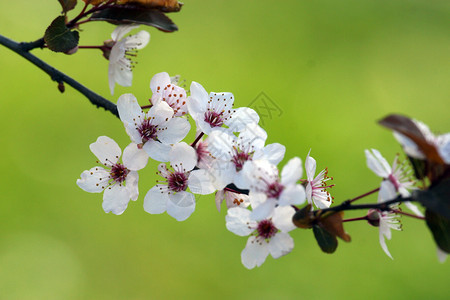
(0, 0, 449, 299)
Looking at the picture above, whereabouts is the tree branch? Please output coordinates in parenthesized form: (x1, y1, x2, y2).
(0, 34, 118, 118)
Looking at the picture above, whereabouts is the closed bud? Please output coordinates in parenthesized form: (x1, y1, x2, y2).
(367, 209, 380, 227)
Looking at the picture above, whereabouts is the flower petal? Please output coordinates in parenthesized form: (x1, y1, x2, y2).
(143, 140, 171, 162)
(226, 207, 256, 236)
(126, 171, 139, 201)
(188, 169, 216, 195)
(268, 232, 294, 259)
(281, 157, 303, 186)
(255, 143, 286, 165)
(147, 101, 174, 125)
(365, 149, 391, 178)
(143, 185, 168, 214)
(272, 206, 296, 233)
(150, 72, 171, 94)
(122, 143, 149, 171)
(250, 198, 276, 221)
(241, 236, 269, 269)
(188, 81, 208, 115)
(158, 117, 190, 145)
(305, 151, 316, 181)
(124, 30, 150, 50)
(111, 24, 139, 41)
(226, 107, 259, 132)
(117, 93, 144, 124)
(169, 142, 197, 171)
(89, 136, 121, 166)
(102, 184, 131, 215)
(77, 167, 109, 193)
(278, 184, 305, 206)
(167, 191, 196, 221)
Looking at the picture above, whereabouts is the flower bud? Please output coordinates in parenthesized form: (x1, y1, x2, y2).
(367, 209, 380, 227)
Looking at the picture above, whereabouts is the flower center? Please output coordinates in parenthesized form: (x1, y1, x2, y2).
(110, 163, 129, 184)
(168, 172, 189, 192)
(232, 150, 251, 171)
(388, 173, 401, 191)
(204, 111, 224, 127)
(137, 119, 158, 142)
(161, 84, 187, 116)
(257, 219, 278, 239)
(266, 181, 284, 199)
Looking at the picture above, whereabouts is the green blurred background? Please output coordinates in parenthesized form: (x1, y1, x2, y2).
(0, 0, 449, 299)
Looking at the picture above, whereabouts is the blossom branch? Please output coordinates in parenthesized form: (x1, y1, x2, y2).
(0, 34, 119, 118)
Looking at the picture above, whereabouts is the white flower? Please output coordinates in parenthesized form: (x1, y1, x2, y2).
(242, 158, 306, 220)
(143, 142, 215, 221)
(207, 124, 285, 190)
(150, 72, 188, 117)
(187, 81, 259, 134)
(305, 151, 334, 209)
(77, 136, 149, 215)
(117, 93, 190, 162)
(226, 206, 296, 269)
(393, 119, 450, 163)
(365, 149, 422, 216)
(215, 189, 250, 212)
(108, 25, 150, 95)
(368, 208, 402, 259)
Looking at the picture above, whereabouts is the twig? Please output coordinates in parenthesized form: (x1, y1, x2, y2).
(0, 34, 118, 118)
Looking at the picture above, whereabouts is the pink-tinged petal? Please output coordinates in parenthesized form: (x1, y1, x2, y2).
(305, 151, 316, 181)
(122, 143, 149, 171)
(405, 201, 424, 217)
(268, 232, 294, 259)
(142, 140, 171, 162)
(226, 107, 259, 132)
(365, 149, 391, 178)
(158, 117, 190, 145)
(77, 167, 109, 193)
(437, 247, 448, 263)
(117, 93, 144, 124)
(378, 180, 397, 203)
(102, 184, 131, 215)
(305, 183, 313, 204)
(379, 224, 393, 259)
(241, 236, 269, 269)
(226, 207, 256, 236)
(111, 25, 139, 41)
(188, 169, 215, 195)
(170, 142, 197, 171)
(124, 30, 150, 50)
(143, 185, 168, 214)
(272, 206, 296, 233)
(89, 136, 121, 166)
(126, 171, 139, 201)
(150, 72, 171, 94)
(250, 198, 276, 221)
(255, 143, 286, 165)
(196, 118, 215, 135)
(278, 184, 305, 206)
(147, 101, 174, 125)
(166, 191, 196, 221)
(215, 190, 225, 212)
(188, 81, 208, 114)
(281, 157, 303, 186)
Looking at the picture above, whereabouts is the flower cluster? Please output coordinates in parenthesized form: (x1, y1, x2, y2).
(77, 71, 337, 268)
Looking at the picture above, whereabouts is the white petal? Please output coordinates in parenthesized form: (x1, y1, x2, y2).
(102, 184, 131, 215)
(226, 107, 259, 132)
(117, 93, 143, 124)
(379, 225, 393, 259)
(239, 123, 267, 148)
(437, 247, 448, 263)
(76, 167, 109, 193)
(281, 157, 303, 186)
(126, 171, 139, 201)
(111, 25, 139, 41)
(143, 140, 171, 162)
(225, 207, 256, 236)
(122, 143, 149, 171)
(365, 149, 391, 178)
(305, 151, 316, 181)
(248, 191, 267, 209)
(150, 72, 171, 94)
(208, 161, 236, 190)
(241, 236, 269, 269)
(207, 129, 234, 159)
(147, 101, 174, 125)
(89, 136, 121, 166)
(143, 185, 168, 214)
(255, 143, 286, 165)
(278, 184, 305, 206)
(404, 201, 424, 217)
(188, 81, 208, 115)
(268, 232, 294, 259)
(250, 198, 276, 221)
(272, 206, 296, 232)
(378, 180, 397, 203)
(124, 30, 150, 50)
(166, 191, 196, 221)
(169, 142, 197, 171)
(158, 117, 190, 145)
(188, 169, 216, 195)
(215, 190, 225, 212)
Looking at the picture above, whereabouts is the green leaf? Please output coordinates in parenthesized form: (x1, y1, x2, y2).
(425, 209, 450, 253)
(313, 225, 338, 254)
(91, 6, 178, 32)
(58, 0, 77, 13)
(44, 16, 80, 53)
(414, 177, 450, 219)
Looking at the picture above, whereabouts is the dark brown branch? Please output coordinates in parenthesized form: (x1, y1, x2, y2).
(0, 34, 118, 118)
